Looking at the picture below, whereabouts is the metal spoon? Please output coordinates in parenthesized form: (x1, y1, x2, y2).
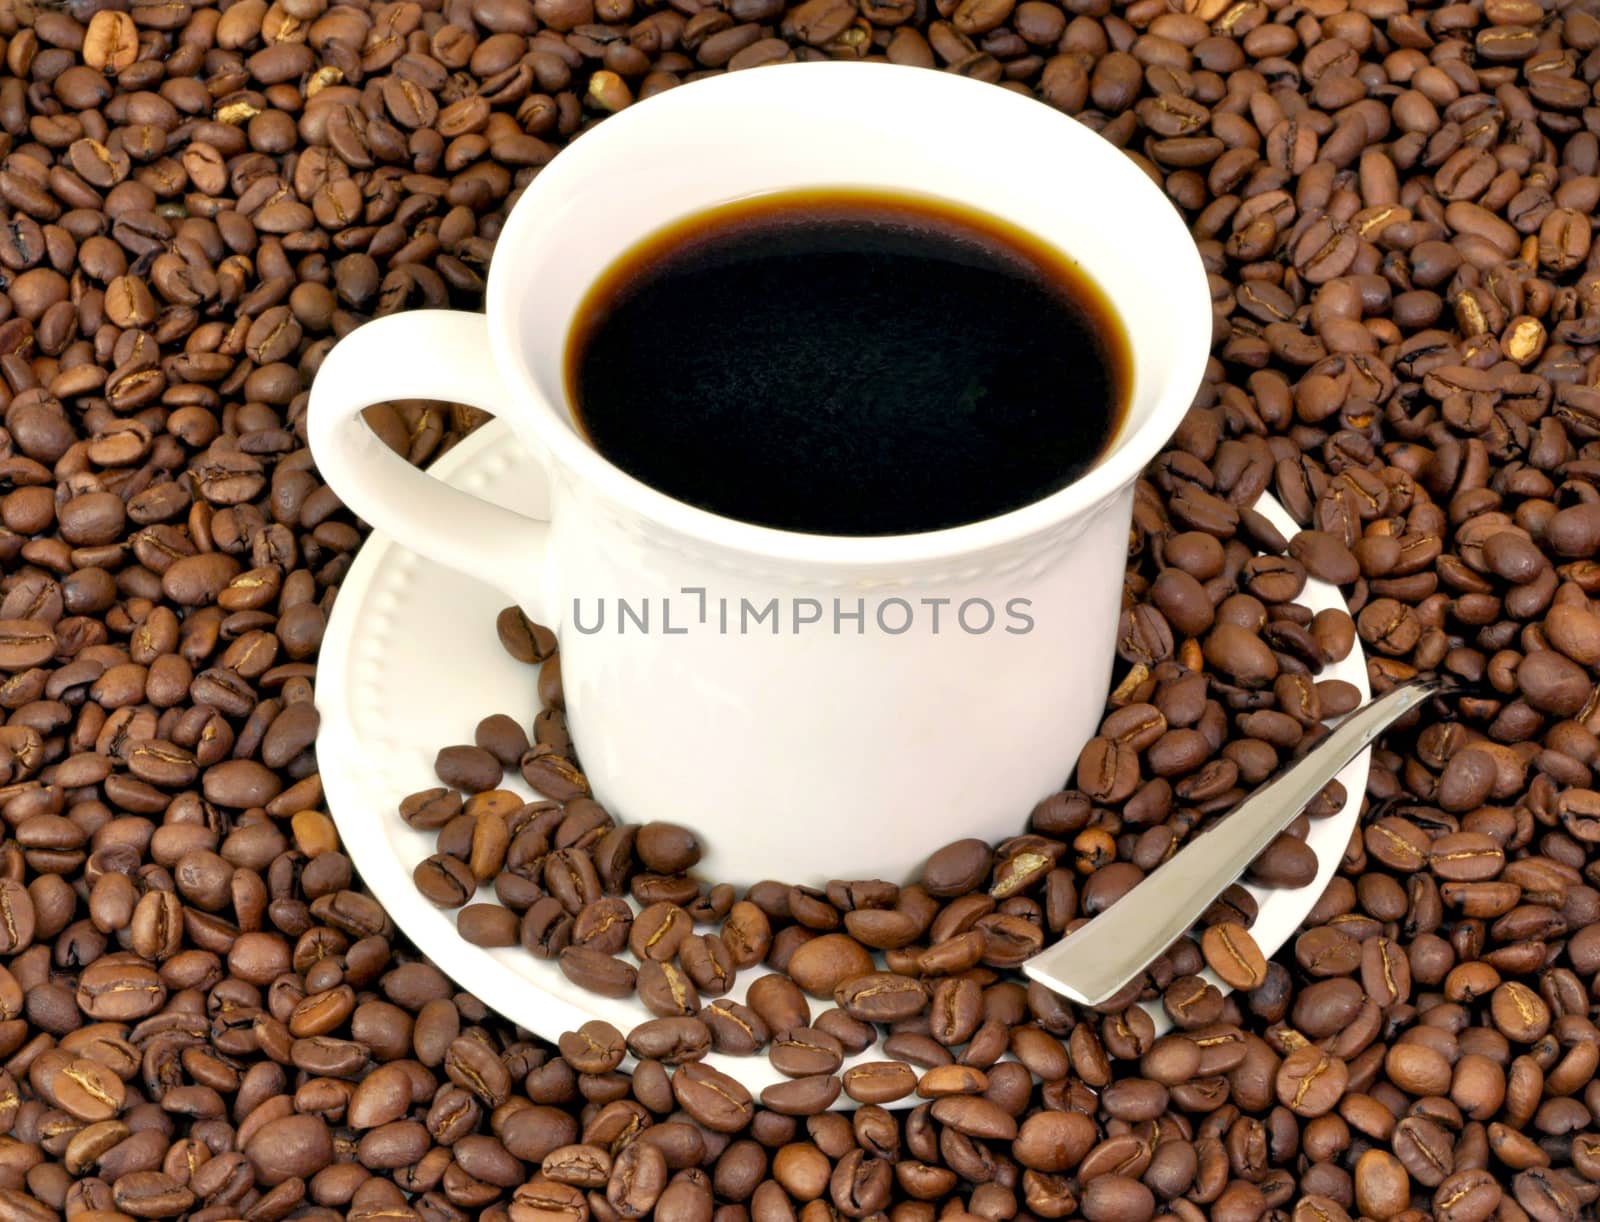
(1023, 674, 1459, 1006)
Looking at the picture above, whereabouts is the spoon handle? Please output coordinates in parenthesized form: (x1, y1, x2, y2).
(1023, 674, 1458, 1006)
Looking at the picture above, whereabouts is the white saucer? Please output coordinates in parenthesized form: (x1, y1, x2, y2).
(319, 420, 1371, 1101)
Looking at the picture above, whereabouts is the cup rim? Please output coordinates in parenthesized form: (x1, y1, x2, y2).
(488, 61, 1212, 568)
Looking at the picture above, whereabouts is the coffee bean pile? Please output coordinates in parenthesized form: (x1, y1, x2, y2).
(2, 0, 1600, 1215)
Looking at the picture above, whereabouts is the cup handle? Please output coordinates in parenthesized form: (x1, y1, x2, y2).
(308, 310, 553, 621)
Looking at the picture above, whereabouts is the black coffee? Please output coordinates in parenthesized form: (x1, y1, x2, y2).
(565, 188, 1131, 537)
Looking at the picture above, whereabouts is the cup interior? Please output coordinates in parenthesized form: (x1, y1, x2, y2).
(489, 62, 1212, 554)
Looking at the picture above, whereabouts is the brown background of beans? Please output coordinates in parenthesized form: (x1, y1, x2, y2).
(1, 0, 1600, 1218)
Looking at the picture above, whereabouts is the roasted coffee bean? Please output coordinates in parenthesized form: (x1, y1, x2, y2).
(498, 606, 558, 663)
(415, 854, 477, 907)
(923, 838, 993, 896)
(672, 1062, 754, 1132)
(1355, 1149, 1412, 1221)
(786, 934, 874, 997)
(572, 897, 633, 953)
(521, 750, 591, 800)
(1013, 1108, 1096, 1172)
(1202, 923, 1268, 989)
(543, 1143, 612, 1189)
(841, 1061, 917, 1104)
(245, 1114, 334, 1185)
(1490, 981, 1550, 1042)
(834, 972, 928, 1023)
(1081, 1174, 1156, 1222)
(628, 1016, 712, 1064)
(444, 1036, 512, 1107)
(769, 1027, 844, 1078)
(747, 974, 811, 1035)
(436, 745, 504, 793)
(558, 947, 637, 998)
(1394, 1115, 1455, 1188)
(608, 1138, 670, 1216)
(630, 953, 697, 1012)
(760, 1073, 842, 1115)
(477, 714, 532, 767)
(701, 999, 769, 1055)
(555, 1021, 624, 1077)
(1248, 834, 1319, 888)
(630, 901, 692, 963)
(1276, 1046, 1349, 1117)
(636, 822, 703, 873)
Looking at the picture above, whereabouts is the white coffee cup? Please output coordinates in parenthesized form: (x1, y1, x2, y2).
(307, 61, 1211, 886)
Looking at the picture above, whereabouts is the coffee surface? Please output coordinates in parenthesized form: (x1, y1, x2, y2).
(566, 189, 1130, 536)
